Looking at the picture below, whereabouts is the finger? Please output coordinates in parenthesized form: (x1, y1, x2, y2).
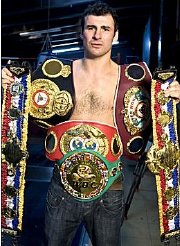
(165, 85, 180, 95)
(167, 90, 180, 100)
(164, 91, 180, 105)
(2, 67, 12, 76)
(164, 89, 180, 98)
(1, 68, 14, 82)
(164, 81, 180, 98)
(169, 80, 179, 87)
(1, 69, 15, 90)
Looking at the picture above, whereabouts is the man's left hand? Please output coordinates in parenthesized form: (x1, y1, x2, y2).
(164, 80, 180, 103)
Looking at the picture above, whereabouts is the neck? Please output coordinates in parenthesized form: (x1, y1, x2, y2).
(81, 56, 113, 73)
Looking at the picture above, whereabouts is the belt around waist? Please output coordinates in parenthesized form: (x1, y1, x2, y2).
(45, 120, 123, 162)
(45, 121, 123, 201)
(57, 149, 122, 201)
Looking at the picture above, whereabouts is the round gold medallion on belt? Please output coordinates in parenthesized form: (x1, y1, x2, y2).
(30, 79, 73, 119)
(123, 86, 151, 135)
(60, 151, 109, 199)
(54, 90, 73, 116)
(42, 59, 71, 78)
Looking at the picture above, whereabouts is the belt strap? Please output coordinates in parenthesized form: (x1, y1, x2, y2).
(1, 65, 31, 235)
(146, 67, 180, 241)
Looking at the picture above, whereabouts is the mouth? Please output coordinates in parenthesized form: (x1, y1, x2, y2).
(91, 43, 102, 48)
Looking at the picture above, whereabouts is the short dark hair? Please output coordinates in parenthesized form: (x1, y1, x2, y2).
(81, 1, 119, 34)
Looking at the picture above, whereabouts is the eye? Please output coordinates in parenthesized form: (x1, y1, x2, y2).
(103, 27, 110, 31)
(87, 26, 95, 30)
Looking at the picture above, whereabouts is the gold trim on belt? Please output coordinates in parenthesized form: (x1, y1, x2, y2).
(146, 67, 180, 241)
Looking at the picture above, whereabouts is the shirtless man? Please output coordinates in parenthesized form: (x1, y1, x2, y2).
(2, 2, 180, 246)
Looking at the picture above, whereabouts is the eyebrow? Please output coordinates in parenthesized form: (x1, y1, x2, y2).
(86, 24, 111, 30)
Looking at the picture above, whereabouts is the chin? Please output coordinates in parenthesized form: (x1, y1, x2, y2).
(87, 51, 105, 58)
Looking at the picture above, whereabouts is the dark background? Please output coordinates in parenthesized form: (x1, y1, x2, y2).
(2, 0, 180, 76)
(1, 0, 180, 245)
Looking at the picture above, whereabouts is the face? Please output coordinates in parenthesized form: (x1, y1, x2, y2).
(82, 14, 117, 58)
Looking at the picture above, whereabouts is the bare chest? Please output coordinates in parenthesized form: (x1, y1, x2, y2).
(73, 77, 117, 115)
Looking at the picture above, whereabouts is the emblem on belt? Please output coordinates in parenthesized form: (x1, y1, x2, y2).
(8, 66, 29, 78)
(60, 151, 108, 199)
(58, 149, 122, 201)
(125, 63, 145, 81)
(1, 66, 31, 235)
(111, 134, 123, 156)
(60, 124, 109, 156)
(123, 86, 151, 135)
(146, 67, 180, 241)
(127, 136, 144, 154)
(30, 79, 73, 118)
(42, 59, 71, 78)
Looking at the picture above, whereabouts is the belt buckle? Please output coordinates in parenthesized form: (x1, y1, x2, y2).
(58, 149, 122, 201)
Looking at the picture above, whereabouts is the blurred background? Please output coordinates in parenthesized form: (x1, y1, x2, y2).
(2, 0, 180, 76)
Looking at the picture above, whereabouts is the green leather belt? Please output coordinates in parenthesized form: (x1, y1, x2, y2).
(57, 149, 122, 201)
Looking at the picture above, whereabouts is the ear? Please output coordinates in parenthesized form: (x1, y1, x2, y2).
(113, 31, 119, 43)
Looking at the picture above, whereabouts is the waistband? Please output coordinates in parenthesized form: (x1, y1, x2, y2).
(45, 120, 123, 162)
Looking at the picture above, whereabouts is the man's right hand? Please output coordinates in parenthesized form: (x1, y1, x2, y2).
(1, 67, 15, 89)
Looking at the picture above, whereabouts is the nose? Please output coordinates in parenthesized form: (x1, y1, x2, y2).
(93, 29, 102, 39)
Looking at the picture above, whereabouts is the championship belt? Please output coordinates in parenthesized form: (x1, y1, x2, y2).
(30, 58, 75, 127)
(146, 67, 180, 241)
(1, 64, 31, 236)
(115, 62, 152, 160)
(45, 121, 123, 201)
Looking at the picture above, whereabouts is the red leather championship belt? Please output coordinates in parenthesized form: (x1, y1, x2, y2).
(1, 65, 31, 236)
(115, 62, 152, 160)
(45, 121, 123, 201)
(146, 67, 180, 242)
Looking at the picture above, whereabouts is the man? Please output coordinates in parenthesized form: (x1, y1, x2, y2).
(2, 2, 180, 246)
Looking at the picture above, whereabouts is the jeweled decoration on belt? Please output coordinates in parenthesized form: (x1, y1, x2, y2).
(123, 86, 151, 135)
(30, 79, 73, 118)
(146, 67, 180, 242)
(1, 65, 31, 236)
(58, 149, 122, 201)
(60, 151, 109, 199)
(60, 124, 109, 156)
